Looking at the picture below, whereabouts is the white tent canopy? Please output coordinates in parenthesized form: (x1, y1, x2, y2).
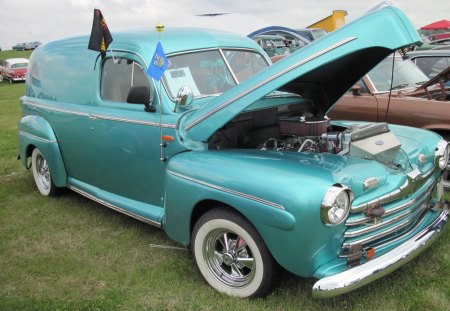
(166, 13, 272, 36)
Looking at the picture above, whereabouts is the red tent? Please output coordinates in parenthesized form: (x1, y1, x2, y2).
(420, 20, 450, 30)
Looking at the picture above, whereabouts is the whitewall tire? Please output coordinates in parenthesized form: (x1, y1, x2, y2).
(31, 148, 57, 196)
(192, 208, 279, 298)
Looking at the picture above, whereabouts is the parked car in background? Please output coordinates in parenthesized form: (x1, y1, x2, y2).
(0, 58, 29, 82)
(415, 37, 450, 50)
(329, 54, 450, 188)
(18, 5, 449, 299)
(428, 32, 450, 41)
(12, 43, 27, 51)
(253, 34, 293, 63)
(406, 50, 450, 81)
(11, 41, 41, 51)
(247, 25, 310, 55)
(329, 54, 449, 135)
(253, 34, 290, 58)
(25, 41, 41, 50)
(295, 28, 328, 41)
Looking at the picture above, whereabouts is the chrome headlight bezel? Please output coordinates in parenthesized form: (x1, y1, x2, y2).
(434, 140, 449, 171)
(321, 185, 354, 226)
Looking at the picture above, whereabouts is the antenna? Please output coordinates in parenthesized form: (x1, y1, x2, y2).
(384, 52, 396, 122)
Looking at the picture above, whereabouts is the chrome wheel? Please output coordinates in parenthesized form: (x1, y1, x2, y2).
(192, 209, 279, 297)
(203, 229, 256, 288)
(32, 148, 57, 196)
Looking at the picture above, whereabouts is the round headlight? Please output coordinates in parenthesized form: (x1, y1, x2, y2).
(435, 140, 449, 171)
(321, 185, 352, 225)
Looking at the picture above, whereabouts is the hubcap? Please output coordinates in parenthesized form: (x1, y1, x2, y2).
(36, 154, 50, 190)
(203, 229, 256, 288)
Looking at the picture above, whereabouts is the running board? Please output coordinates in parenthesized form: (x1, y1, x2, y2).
(67, 185, 162, 228)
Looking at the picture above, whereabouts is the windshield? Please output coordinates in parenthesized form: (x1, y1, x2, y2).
(162, 49, 269, 98)
(367, 56, 429, 92)
(10, 63, 28, 69)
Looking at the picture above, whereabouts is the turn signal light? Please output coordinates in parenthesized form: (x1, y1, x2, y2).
(366, 248, 375, 260)
(162, 135, 174, 142)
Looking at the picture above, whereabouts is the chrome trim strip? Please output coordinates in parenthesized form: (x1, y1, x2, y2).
(422, 167, 434, 179)
(346, 180, 434, 226)
(219, 48, 239, 84)
(369, 211, 429, 251)
(313, 207, 448, 298)
(18, 131, 56, 144)
(184, 37, 357, 131)
(344, 200, 429, 238)
(167, 169, 285, 210)
(351, 173, 435, 213)
(67, 185, 162, 228)
(90, 114, 176, 128)
(352, 179, 409, 212)
(342, 203, 429, 248)
(23, 99, 89, 117)
(22, 99, 176, 129)
(339, 214, 430, 259)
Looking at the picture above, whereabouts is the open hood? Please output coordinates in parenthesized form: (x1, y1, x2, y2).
(179, 4, 421, 143)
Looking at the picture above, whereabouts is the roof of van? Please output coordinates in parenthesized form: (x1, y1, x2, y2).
(43, 27, 263, 59)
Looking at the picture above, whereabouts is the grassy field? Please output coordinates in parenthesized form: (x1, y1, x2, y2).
(0, 49, 449, 310)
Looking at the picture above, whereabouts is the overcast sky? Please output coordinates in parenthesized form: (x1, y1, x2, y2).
(0, 0, 448, 50)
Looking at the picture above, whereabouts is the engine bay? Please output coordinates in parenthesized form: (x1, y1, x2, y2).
(208, 102, 403, 165)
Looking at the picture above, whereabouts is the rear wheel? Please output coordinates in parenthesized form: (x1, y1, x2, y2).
(31, 148, 58, 196)
(192, 208, 279, 298)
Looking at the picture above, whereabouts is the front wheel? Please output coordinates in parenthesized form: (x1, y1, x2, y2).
(31, 148, 58, 196)
(192, 208, 280, 298)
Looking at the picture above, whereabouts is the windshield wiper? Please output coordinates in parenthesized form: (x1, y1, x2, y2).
(390, 83, 409, 90)
(415, 81, 429, 85)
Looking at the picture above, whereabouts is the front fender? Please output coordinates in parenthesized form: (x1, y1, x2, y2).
(162, 150, 349, 277)
(164, 167, 297, 244)
(18, 115, 67, 187)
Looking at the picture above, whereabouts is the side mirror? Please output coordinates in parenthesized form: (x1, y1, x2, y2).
(173, 86, 193, 112)
(127, 86, 155, 112)
(351, 85, 362, 96)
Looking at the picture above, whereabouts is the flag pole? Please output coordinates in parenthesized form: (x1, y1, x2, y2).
(156, 23, 166, 162)
(110, 47, 116, 62)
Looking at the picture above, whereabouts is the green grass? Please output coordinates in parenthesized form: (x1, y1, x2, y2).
(0, 49, 449, 310)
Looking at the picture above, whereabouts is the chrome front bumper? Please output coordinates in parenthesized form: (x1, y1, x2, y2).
(312, 207, 449, 298)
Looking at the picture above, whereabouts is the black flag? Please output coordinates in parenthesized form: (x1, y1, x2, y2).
(88, 9, 113, 54)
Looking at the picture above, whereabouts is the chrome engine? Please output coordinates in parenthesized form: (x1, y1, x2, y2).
(259, 117, 402, 164)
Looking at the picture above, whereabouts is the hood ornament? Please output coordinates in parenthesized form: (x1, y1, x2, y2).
(363, 177, 379, 190)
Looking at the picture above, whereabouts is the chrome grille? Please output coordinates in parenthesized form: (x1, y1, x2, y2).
(341, 174, 437, 255)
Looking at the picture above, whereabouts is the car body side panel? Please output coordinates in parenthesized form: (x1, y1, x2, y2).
(331, 91, 450, 133)
(330, 93, 380, 122)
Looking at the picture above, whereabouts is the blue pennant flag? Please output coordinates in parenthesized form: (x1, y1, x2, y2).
(147, 41, 168, 81)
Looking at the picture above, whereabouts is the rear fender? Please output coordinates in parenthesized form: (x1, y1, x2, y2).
(18, 115, 67, 187)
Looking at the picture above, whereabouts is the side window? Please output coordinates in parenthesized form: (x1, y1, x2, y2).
(101, 58, 150, 103)
(415, 57, 450, 78)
